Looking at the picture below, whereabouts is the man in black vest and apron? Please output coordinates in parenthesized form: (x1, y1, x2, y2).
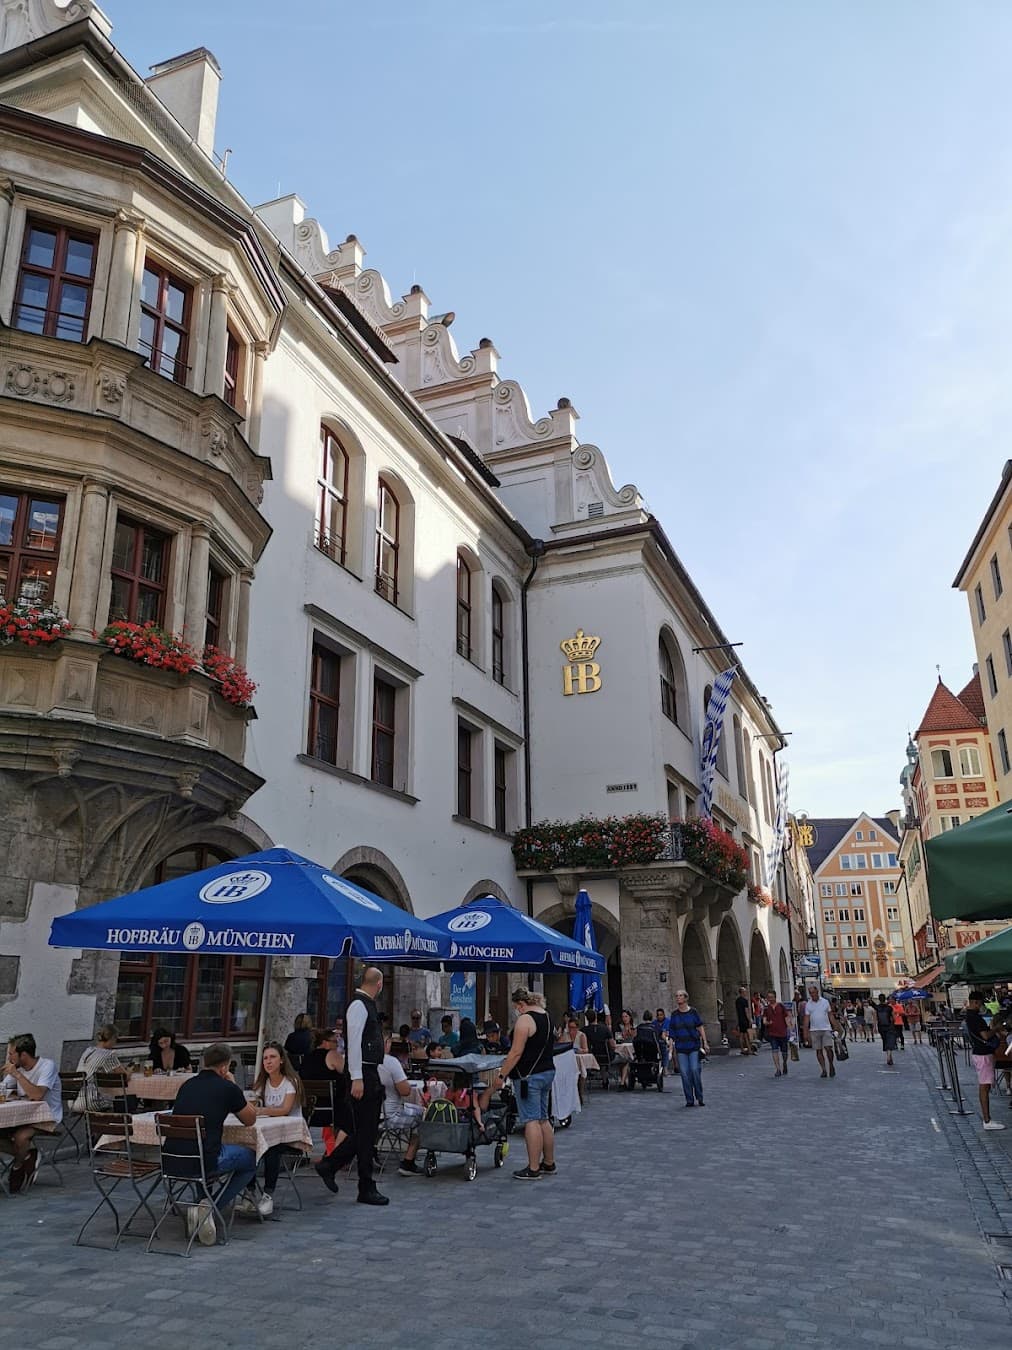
(315, 966, 389, 1205)
(495, 986, 557, 1180)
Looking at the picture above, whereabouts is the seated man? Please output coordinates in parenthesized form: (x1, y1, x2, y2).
(437, 1016, 459, 1051)
(378, 1033, 423, 1132)
(0, 1033, 63, 1191)
(482, 1020, 511, 1054)
(584, 1009, 625, 1087)
(171, 1041, 258, 1245)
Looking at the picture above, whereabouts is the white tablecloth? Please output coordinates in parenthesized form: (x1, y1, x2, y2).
(575, 1053, 600, 1078)
(126, 1073, 195, 1101)
(550, 1050, 581, 1120)
(0, 1100, 57, 1131)
(612, 1043, 634, 1061)
(103, 1111, 312, 1163)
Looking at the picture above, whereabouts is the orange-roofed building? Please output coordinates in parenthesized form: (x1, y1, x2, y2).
(899, 672, 1005, 968)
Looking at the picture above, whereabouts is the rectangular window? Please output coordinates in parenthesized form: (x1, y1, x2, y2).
(887, 852, 897, 866)
(853, 907, 865, 921)
(108, 517, 169, 624)
(869, 829, 877, 841)
(457, 722, 473, 819)
(859, 960, 871, 974)
(887, 906, 899, 920)
(223, 328, 241, 408)
(855, 830, 863, 841)
(975, 582, 986, 625)
(823, 909, 835, 923)
(370, 676, 397, 788)
(456, 555, 472, 660)
(828, 935, 838, 948)
(840, 855, 851, 870)
(494, 744, 511, 833)
(205, 563, 226, 651)
(1000, 728, 1011, 775)
(820, 884, 834, 898)
(871, 853, 883, 868)
(15, 218, 97, 341)
(838, 908, 850, 922)
(139, 260, 192, 383)
(987, 654, 998, 698)
(883, 881, 897, 895)
(491, 587, 505, 686)
(308, 643, 340, 764)
(835, 883, 847, 897)
(856, 933, 868, 948)
(1004, 629, 1012, 679)
(850, 883, 863, 896)
(958, 745, 982, 777)
(829, 962, 841, 974)
(114, 952, 264, 1041)
(992, 553, 1003, 599)
(0, 489, 63, 605)
(893, 960, 909, 975)
(844, 960, 856, 975)
(851, 854, 867, 869)
(375, 478, 399, 604)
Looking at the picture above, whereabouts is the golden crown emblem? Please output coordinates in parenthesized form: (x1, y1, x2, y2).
(560, 629, 601, 662)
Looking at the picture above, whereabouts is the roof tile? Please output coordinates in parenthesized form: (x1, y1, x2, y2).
(916, 679, 983, 735)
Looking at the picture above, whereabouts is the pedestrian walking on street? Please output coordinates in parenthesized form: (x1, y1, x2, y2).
(863, 999, 877, 1043)
(735, 985, 756, 1055)
(794, 988, 810, 1048)
(964, 989, 1005, 1131)
(666, 988, 708, 1106)
(874, 994, 897, 1067)
(891, 998, 905, 1050)
(803, 984, 839, 1078)
(496, 987, 557, 1178)
(762, 989, 793, 1078)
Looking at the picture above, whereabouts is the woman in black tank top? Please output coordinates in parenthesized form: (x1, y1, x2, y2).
(494, 988, 558, 1180)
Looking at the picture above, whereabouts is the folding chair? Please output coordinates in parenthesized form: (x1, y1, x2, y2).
(76, 1113, 162, 1249)
(95, 1072, 132, 1113)
(267, 1092, 315, 1213)
(57, 1073, 88, 1163)
(376, 1108, 416, 1174)
(146, 1114, 234, 1256)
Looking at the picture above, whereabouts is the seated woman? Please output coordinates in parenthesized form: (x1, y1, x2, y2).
(148, 1027, 191, 1073)
(283, 1013, 314, 1072)
(565, 1018, 588, 1053)
(74, 1024, 127, 1111)
(239, 1041, 304, 1218)
(617, 1009, 636, 1043)
(455, 1018, 483, 1057)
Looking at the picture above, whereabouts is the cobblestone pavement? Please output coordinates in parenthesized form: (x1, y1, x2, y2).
(3, 1038, 1011, 1350)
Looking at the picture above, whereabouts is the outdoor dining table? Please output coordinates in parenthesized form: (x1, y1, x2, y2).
(575, 1052, 600, 1078)
(124, 1072, 195, 1101)
(611, 1043, 635, 1061)
(101, 1110, 313, 1163)
(0, 1099, 57, 1193)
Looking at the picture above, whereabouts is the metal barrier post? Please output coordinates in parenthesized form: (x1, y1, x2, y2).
(948, 1037, 970, 1116)
(935, 1030, 949, 1092)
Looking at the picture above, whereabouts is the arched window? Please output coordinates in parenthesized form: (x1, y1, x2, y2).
(760, 753, 772, 824)
(659, 629, 689, 731)
(491, 582, 507, 685)
(456, 551, 472, 659)
(733, 715, 746, 799)
(742, 727, 756, 805)
(375, 476, 400, 604)
(703, 683, 729, 778)
(316, 424, 349, 565)
(931, 748, 954, 779)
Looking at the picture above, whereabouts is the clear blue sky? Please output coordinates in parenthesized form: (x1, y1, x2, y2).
(112, 1, 1012, 817)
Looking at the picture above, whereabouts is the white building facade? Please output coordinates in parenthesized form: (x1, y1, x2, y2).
(0, 1, 792, 1063)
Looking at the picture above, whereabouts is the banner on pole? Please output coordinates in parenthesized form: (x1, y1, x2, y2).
(699, 668, 737, 818)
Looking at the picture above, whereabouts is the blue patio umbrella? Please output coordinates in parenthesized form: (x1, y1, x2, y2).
(569, 888, 604, 1012)
(48, 847, 450, 963)
(423, 895, 606, 975)
(893, 988, 928, 1001)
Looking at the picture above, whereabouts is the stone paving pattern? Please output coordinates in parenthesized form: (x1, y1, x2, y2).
(2, 1037, 1011, 1349)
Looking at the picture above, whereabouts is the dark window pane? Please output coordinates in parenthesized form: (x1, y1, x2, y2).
(316, 650, 340, 700)
(15, 274, 49, 332)
(150, 954, 187, 1028)
(141, 266, 161, 308)
(64, 235, 96, 277)
(314, 703, 338, 761)
(113, 971, 149, 1039)
(230, 976, 261, 1035)
(140, 533, 165, 583)
(165, 281, 187, 324)
(0, 555, 9, 596)
(0, 496, 17, 547)
(26, 227, 57, 268)
(192, 956, 227, 1034)
(112, 520, 137, 572)
(136, 587, 161, 624)
(325, 961, 348, 1027)
(107, 575, 131, 621)
(139, 311, 156, 357)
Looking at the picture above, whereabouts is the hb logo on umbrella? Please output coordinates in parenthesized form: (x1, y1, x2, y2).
(447, 911, 492, 933)
(199, 870, 271, 904)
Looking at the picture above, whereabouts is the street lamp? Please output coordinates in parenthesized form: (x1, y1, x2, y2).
(806, 927, 819, 954)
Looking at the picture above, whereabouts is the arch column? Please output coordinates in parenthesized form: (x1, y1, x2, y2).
(68, 481, 110, 635)
(203, 272, 235, 396)
(183, 523, 210, 649)
(105, 210, 144, 347)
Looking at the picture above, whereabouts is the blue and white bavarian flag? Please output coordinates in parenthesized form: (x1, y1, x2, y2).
(764, 759, 790, 889)
(699, 668, 736, 818)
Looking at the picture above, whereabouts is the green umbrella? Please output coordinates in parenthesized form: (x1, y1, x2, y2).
(926, 800, 1012, 922)
(944, 926, 1012, 982)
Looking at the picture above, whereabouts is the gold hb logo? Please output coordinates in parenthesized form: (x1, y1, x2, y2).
(561, 630, 602, 696)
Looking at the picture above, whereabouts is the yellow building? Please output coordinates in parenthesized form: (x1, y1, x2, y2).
(805, 814, 911, 998)
(900, 673, 1007, 964)
(954, 461, 1012, 798)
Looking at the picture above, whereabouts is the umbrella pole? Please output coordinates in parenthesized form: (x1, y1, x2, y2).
(254, 955, 273, 1076)
(485, 963, 491, 1021)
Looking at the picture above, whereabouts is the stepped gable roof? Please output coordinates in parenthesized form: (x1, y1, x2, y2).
(917, 679, 982, 736)
(805, 816, 898, 872)
(956, 673, 986, 724)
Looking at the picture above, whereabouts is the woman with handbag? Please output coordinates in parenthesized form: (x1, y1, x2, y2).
(666, 989, 708, 1108)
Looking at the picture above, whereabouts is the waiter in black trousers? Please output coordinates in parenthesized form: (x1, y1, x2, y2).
(314, 965, 389, 1205)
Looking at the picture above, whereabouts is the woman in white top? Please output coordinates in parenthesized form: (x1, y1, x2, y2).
(240, 1042, 304, 1217)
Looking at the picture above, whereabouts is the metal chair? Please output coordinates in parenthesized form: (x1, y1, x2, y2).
(147, 1114, 234, 1256)
(57, 1072, 88, 1162)
(268, 1091, 316, 1212)
(76, 1113, 161, 1249)
(94, 1072, 132, 1112)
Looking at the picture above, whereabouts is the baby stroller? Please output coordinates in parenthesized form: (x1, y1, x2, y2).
(631, 1029, 665, 1091)
(416, 1055, 516, 1182)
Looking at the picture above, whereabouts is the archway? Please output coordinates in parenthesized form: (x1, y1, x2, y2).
(749, 927, 773, 995)
(537, 901, 621, 1028)
(682, 922, 717, 1028)
(778, 949, 791, 1000)
(716, 918, 747, 1040)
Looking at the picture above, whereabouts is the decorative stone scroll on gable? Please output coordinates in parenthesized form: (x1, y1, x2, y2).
(571, 444, 644, 518)
(0, 0, 111, 55)
(293, 216, 364, 283)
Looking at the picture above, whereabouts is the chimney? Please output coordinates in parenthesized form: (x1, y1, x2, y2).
(884, 809, 900, 831)
(146, 48, 221, 157)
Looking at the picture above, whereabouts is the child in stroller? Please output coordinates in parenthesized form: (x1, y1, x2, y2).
(631, 1011, 665, 1091)
(408, 1055, 517, 1181)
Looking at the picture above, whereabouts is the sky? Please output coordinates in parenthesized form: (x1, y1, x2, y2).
(110, 0, 1012, 818)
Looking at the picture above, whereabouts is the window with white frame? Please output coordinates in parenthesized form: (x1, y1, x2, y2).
(842, 934, 853, 948)
(835, 883, 847, 897)
(828, 935, 838, 948)
(829, 961, 841, 974)
(887, 852, 897, 866)
(855, 830, 864, 841)
(844, 960, 857, 974)
(859, 960, 871, 974)
(823, 909, 835, 923)
(931, 747, 954, 779)
(850, 883, 863, 896)
(893, 960, 909, 975)
(838, 908, 850, 922)
(886, 906, 899, 920)
(883, 881, 897, 895)
(820, 883, 834, 898)
(856, 934, 868, 948)
(853, 907, 865, 921)
(958, 745, 982, 777)
(869, 829, 877, 841)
